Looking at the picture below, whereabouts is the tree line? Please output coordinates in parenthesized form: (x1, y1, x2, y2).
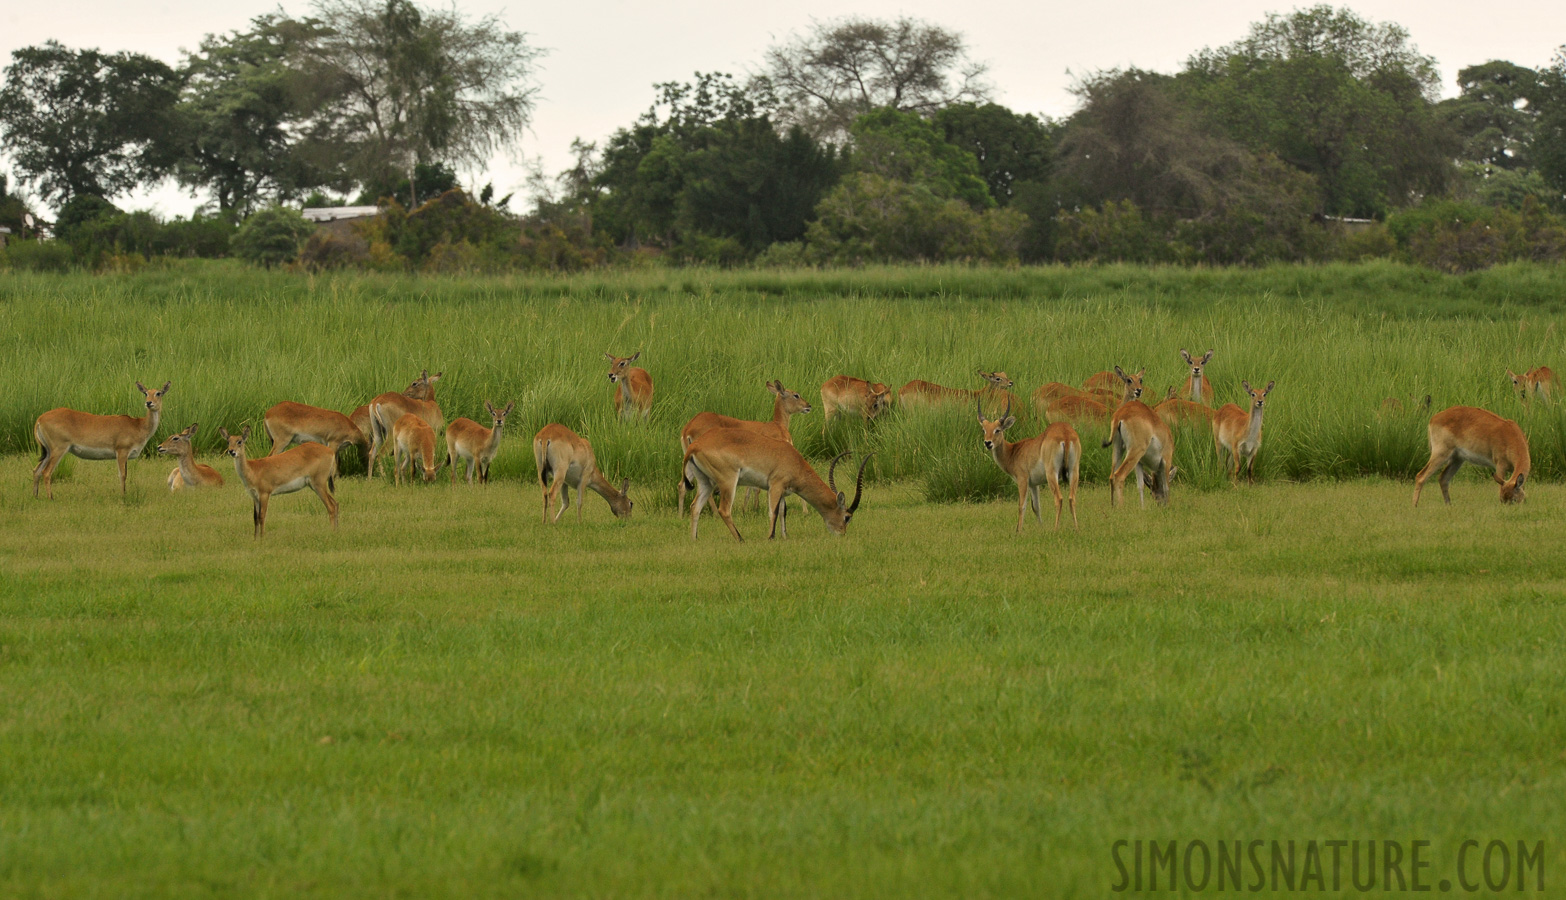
(3, 3, 1566, 273)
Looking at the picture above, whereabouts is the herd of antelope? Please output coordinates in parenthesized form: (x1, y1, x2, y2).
(28, 350, 1550, 539)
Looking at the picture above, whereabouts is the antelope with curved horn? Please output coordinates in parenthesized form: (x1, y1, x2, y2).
(1413, 406, 1530, 506)
(392, 414, 439, 484)
(820, 375, 892, 433)
(533, 424, 633, 523)
(158, 423, 224, 491)
(683, 428, 871, 542)
(1212, 380, 1274, 484)
(1179, 349, 1215, 404)
(978, 396, 1081, 531)
(1101, 366, 1174, 507)
(219, 426, 339, 538)
(367, 370, 444, 477)
(678, 380, 813, 515)
(33, 380, 169, 499)
(446, 401, 514, 485)
(606, 352, 654, 420)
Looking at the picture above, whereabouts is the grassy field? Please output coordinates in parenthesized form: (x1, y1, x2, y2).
(1, 457, 1564, 897)
(4, 262, 1566, 896)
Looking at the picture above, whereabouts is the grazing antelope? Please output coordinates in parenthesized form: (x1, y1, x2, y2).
(1179, 349, 1215, 404)
(33, 380, 169, 499)
(1212, 380, 1275, 484)
(1508, 367, 1557, 404)
(677, 380, 812, 515)
(158, 423, 225, 491)
(1154, 387, 1217, 428)
(820, 375, 892, 433)
(1102, 366, 1174, 507)
(899, 370, 1016, 411)
(392, 414, 439, 484)
(263, 402, 367, 459)
(978, 397, 1081, 531)
(606, 352, 654, 420)
(445, 401, 514, 485)
(1413, 406, 1530, 506)
(683, 428, 870, 541)
(219, 426, 339, 538)
(367, 370, 444, 477)
(533, 424, 633, 523)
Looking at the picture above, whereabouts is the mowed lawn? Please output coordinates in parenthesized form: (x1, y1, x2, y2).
(2, 454, 1564, 898)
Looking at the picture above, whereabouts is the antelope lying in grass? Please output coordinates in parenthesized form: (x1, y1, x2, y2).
(1413, 406, 1530, 506)
(606, 352, 654, 420)
(820, 375, 892, 433)
(978, 397, 1080, 531)
(368, 370, 444, 477)
(220, 426, 338, 538)
(1212, 380, 1274, 484)
(899, 370, 1017, 412)
(392, 414, 439, 484)
(158, 423, 224, 491)
(1102, 366, 1174, 507)
(1154, 387, 1217, 428)
(683, 428, 870, 542)
(678, 380, 812, 515)
(33, 380, 169, 499)
(445, 400, 514, 485)
(533, 424, 633, 523)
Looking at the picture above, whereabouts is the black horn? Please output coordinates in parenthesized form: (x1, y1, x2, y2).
(848, 453, 874, 513)
(827, 451, 851, 493)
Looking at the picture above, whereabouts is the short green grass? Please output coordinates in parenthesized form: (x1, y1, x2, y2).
(2, 455, 1563, 897)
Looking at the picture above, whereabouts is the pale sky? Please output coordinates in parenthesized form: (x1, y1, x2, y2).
(3, 1, 1564, 216)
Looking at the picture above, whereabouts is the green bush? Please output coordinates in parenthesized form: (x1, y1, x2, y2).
(1387, 198, 1566, 272)
(804, 173, 1027, 264)
(232, 206, 316, 267)
(1, 239, 74, 272)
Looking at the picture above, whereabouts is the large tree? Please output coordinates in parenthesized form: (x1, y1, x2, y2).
(760, 16, 991, 141)
(1439, 61, 1540, 170)
(1178, 5, 1456, 217)
(295, 0, 542, 207)
(174, 15, 345, 215)
(0, 42, 182, 204)
(1536, 49, 1566, 204)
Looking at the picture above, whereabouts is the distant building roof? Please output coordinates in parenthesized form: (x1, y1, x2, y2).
(0, 226, 11, 234)
(302, 206, 381, 223)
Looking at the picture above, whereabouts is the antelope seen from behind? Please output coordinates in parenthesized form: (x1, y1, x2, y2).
(678, 380, 812, 515)
(820, 375, 892, 433)
(1212, 380, 1274, 484)
(978, 397, 1080, 531)
(392, 414, 439, 484)
(1413, 406, 1530, 506)
(220, 426, 339, 538)
(1103, 366, 1174, 507)
(446, 401, 514, 485)
(34, 380, 169, 499)
(606, 352, 654, 420)
(533, 424, 633, 523)
(683, 428, 870, 541)
(158, 423, 225, 491)
(368, 370, 444, 477)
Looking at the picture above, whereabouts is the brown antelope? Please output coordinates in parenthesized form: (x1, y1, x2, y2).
(445, 401, 514, 485)
(899, 370, 1016, 410)
(677, 380, 813, 515)
(392, 414, 439, 484)
(33, 380, 169, 499)
(1032, 381, 1096, 413)
(533, 424, 633, 523)
(606, 352, 654, 420)
(158, 423, 225, 491)
(978, 397, 1081, 531)
(820, 375, 892, 433)
(1508, 366, 1557, 404)
(1083, 370, 1122, 399)
(219, 426, 339, 538)
(1179, 349, 1215, 404)
(368, 370, 444, 477)
(1378, 393, 1432, 418)
(263, 402, 367, 459)
(1212, 380, 1274, 484)
(683, 428, 870, 542)
(1154, 386, 1218, 428)
(1413, 406, 1530, 506)
(1102, 366, 1174, 507)
(1043, 393, 1111, 428)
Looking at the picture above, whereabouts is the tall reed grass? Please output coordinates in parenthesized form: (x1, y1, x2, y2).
(4, 260, 1565, 505)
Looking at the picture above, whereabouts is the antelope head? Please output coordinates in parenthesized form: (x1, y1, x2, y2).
(768, 380, 813, 415)
(157, 423, 199, 457)
(977, 396, 1016, 451)
(1180, 349, 1214, 381)
(404, 370, 442, 400)
(484, 400, 515, 430)
(978, 370, 1015, 391)
(1113, 366, 1145, 402)
(824, 451, 873, 534)
(605, 351, 641, 384)
(1240, 380, 1275, 413)
(219, 425, 252, 458)
(135, 380, 170, 413)
(867, 383, 892, 419)
(1500, 472, 1527, 504)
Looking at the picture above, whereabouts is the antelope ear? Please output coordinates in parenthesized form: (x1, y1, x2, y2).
(429, 372, 442, 382)
(1000, 415, 1016, 430)
(1201, 350, 1214, 364)
(136, 381, 148, 393)
(160, 381, 171, 394)
(977, 414, 987, 425)
(1265, 380, 1275, 393)
(240, 425, 252, 440)
(1242, 380, 1253, 393)
(604, 352, 615, 361)
(1136, 368, 1145, 378)
(485, 400, 495, 415)
(218, 427, 231, 440)
(1507, 369, 1519, 380)
(767, 380, 782, 395)
(629, 351, 641, 362)
(1114, 365, 1126, 379)
(503, 402, 515, 415)
(837, 490, 846, 508)
(1180, 349, 1192, 364)
(621, 478, 629, 494)
(186, 423, 199, 436)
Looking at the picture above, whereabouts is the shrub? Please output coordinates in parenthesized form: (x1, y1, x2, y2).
(232, 207, 316, 267)
(1053, 200, 1167, 263)
(2, 239, 74, 272)
(299, 229, 370, 270)
(804, 173, 1026, 264)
